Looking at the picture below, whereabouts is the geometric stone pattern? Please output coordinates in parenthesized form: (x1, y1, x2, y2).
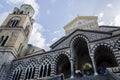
(4, 30, 120, 80)
(0, 4, 120, 80)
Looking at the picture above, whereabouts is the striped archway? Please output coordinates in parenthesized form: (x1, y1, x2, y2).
(54, 51, 71, 78)
(70, 34, 93, 76)
(38, 54, 53, 78)
(92, 43, 118, 74)
(24, 64, 36, 79)
(114, 38, 120, 65)
(24, 59, 37, 80)
(9, 61, 24, 80)
(11, 65, 23, 80)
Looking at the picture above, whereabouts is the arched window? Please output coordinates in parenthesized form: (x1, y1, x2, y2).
(17, 70, 22, 80)
(39, 65, 43, 77)
(71, 36, 93, 76)
(31, 67, 36, 79)
(17, 43, 23, 56)
(20, 11, 23, 14)
(47, 64, 51, 76)
(25, 24, 30, 36)
(12, 69, 22, 80)
(56, 54, 71, 78)
(12, 70, 17, 80)
(7, 16, 20, 27)
(94, 45, 118, 74)
(24, 68, 29, 79)
(0, 36, 4, 45)
(24, 67, 32, 79)
(43, 65, 47, 77)
(28, 68, 32, 79)
(1, 36, 9, 46)
(24, 65, 36, 79)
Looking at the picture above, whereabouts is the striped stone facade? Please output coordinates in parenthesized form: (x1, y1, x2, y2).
(0, 4, 120, 80)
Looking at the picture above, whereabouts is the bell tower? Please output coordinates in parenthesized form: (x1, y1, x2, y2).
(0, 4, 35, 68)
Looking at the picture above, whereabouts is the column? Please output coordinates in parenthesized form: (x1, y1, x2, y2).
(18, 70, 22, 80)
(16, 70, 19, 80)
(12, 71, 16, 80)
(30, 67, 35, 79)
(70, 58, 74, 79)
(39, 65, 43, 78)
(34, 66, 39, 79)
(90, 54, 98, 75)
(19, 67, 26, 80)
(50, 61, 56, 76)
(70, 48, 74, 79)
(46, 65, 49, 77)
(42, 65, 45, 77)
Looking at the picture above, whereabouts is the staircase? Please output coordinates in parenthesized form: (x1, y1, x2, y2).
(74, 75, 117, 80)
(38, 69, 120, 80)
(71, 70, 120, 80)
(107, 67, 120, 76)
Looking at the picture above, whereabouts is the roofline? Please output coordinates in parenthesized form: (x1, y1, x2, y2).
(64, 16, 98, 29)
(99, 25, 120, 28)
(13, 47, 69, 61)
(50, 29, 112, 48)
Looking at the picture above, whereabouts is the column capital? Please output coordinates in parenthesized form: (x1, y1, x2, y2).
(70, 57, 75, 60)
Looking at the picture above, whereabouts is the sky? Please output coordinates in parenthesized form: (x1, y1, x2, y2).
(0, 0, 120, 50)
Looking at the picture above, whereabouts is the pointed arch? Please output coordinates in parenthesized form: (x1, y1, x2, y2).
(38, 55, 53, 78)
(93, 43, 118, 74)
(11, 65, 23, 80)
(7, 16, 21, 27)
(70, 34, 93, 76)
(54, 52, 71, 78)
(24, 60, 36, 79)
(39, 65, 43, 77)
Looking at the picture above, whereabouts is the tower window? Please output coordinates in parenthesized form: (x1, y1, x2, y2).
(0, 36, 4, 44)
(78, 21, 82, 25)
(17, 43, 23, 56)
(25, 25, 30, 36)
(7, 16, 20, 27)
(28, 11, 30, 14)
(1, 36, 9, 46)
(20, 11, 23, 14)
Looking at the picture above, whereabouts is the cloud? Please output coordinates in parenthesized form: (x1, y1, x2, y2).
(6, 0, 39, 18)
(29, 23, 45, 49)
(46, 43, 51, 47)
(52, 37, 58, 42)
(50, 0, 57, 3)
(114, 15, 120, 26)
(46, 10, 51, 15)
(53, 30, 60, 34)
(0, 12, 9, 25)
(0, 4, 3, 8)
(109, 22, 114, 26)
(98, 12, 104, 19)
(98, 21, 105, 25)
(106, 3, 113, 8)
(95, 12, 104, 25)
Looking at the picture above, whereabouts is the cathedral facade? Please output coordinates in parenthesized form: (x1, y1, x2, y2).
(0, 4, 120, 80)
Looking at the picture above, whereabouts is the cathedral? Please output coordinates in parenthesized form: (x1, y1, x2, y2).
(0, 4, 120, 80)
